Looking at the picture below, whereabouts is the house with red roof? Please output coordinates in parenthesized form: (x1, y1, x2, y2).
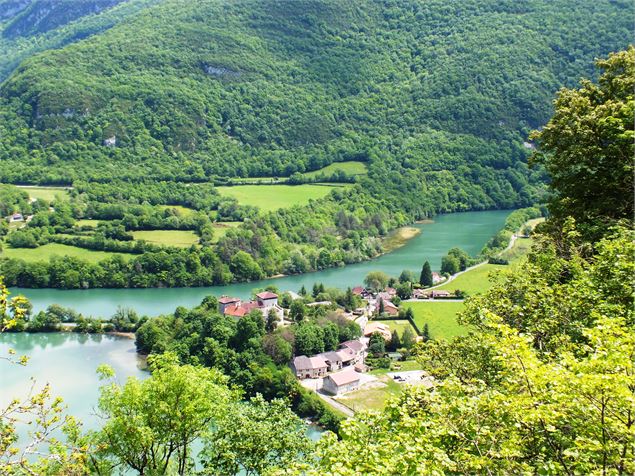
(219, 292, 284, 320)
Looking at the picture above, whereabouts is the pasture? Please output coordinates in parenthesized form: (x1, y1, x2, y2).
(216, 184, 340, 212)
(131, 230, 199, 248)
(18, 186, 70, 202)
(303, 161, 368, 178)
(0, 243, 129, 264)
(401, 301, 468, 340)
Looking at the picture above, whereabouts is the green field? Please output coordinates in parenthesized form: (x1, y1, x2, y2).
(212, 222, 241, 243)
(131, 230, 199, 248)
(216, 184, 340, 212)
(500, 236, 534, 263)
(436, 263, 507, 296)
(76, 219, 101, 227)
(303, 161, 368, 178)
(156, 205, 197, 217)
(18, 186, 70, 202)
(0, 243, 128, 263)
(402, 301, 468, 340)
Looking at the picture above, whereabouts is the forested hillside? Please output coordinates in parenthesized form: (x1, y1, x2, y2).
(0, 0, 156, 81)
(0, 1, 632, 288)
(0, 1, 631, 190)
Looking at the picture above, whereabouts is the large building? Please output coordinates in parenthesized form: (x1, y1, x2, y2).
(323, 368, 361, 395)
(291, 355, 328, 379)
(218, 293, 284, 319)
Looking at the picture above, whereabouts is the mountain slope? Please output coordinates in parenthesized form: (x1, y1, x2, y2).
(0, 0, 156, 81)
(0, 0, 632, 213)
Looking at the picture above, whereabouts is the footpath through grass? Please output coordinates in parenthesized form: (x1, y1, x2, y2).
(216, 184, 341, 212)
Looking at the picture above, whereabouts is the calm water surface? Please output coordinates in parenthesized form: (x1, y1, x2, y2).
(12, 210, 510, 316)
(0, 332, 323, 441)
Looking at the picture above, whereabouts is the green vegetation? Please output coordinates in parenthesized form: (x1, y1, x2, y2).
(75, 219, 101, 227)
(402, 301, 467, 340)
(531, 47, 634, 242)
(436, 264, 507, 295)
(0, 2, 630, 289)
(131, 230, 199, 248)
(18, 186, 70, 202)
(302, 161, 368, 179)
(216, 184, 340, 212)
(0, 243, 129, 263)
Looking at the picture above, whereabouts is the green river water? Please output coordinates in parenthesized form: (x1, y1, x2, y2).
(12, 210, 510, 317)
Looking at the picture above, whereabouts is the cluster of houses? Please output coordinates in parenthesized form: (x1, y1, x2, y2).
(218, 291, 285, 320)
(291, 339, 366, 395)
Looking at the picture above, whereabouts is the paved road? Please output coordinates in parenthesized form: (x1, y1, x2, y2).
(316, 391, 355, 417)
(426, 233, 518, 291)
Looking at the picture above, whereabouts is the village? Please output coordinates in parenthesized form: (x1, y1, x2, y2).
(216, 274, 457, 411)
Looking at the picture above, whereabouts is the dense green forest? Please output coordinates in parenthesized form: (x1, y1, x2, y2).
(0, 0, 632, 288)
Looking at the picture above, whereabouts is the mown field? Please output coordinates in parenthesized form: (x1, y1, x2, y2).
(131, 230, 199, 248)
(0, 243, 129, 263)
(402, 301, 468, 340)
(435, 263, 507, 296)
(302, 161, 368, 178)
(18, 186, 70, 202)
(216, 184, 340, 212)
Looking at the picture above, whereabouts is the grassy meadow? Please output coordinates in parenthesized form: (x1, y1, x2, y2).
(302, 161, 368, 178)
(435, 263, 507, 295)
(131, 230, 199, 248)
(18, 186, 70, 202)
(402, 301, 468, 340)
(216, 184, 340, 212)
(0, 243, 129, 263)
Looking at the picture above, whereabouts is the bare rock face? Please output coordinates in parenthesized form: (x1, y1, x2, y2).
(202, 64, 241, 79)
(2, 0, 126, 39)
(103, 135, 116, 147)
(0, 0, 32, 22)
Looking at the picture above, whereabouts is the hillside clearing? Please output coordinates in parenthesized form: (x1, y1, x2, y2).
(216, 184, 340, 212)
(0, 243, 130, 263)
(303, 161, 368, 178)
(131, 230, 199, 248)
(17, 186, 70, 202)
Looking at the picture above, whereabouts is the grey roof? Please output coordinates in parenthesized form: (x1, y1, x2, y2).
(320, 351, 343, 363)
(327, 368, 360, 386)
(341, 340, 364, 353)
(293, 355, 327, 371)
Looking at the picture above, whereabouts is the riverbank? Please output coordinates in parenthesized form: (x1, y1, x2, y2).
(381, 226, 421, 253)
(11, 210, 512, 316)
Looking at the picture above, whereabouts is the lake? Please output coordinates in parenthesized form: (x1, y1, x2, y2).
(0, 332, 323, 447)
(0, 333, 145, 433)
(11, 210, 510, 317)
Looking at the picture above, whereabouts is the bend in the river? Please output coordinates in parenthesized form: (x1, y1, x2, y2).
(12, 210, 510, 316)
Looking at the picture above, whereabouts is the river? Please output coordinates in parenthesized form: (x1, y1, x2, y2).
(11, 210, 510, 316)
